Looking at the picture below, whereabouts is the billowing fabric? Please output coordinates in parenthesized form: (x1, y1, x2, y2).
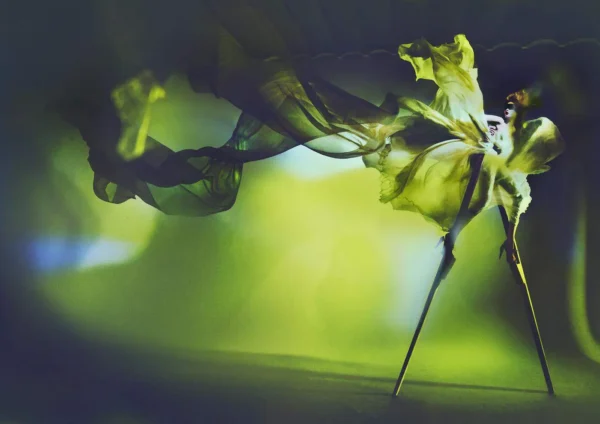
(78, 33, 564, 231)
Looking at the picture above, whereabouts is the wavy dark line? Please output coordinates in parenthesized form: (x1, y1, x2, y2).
(262, 38, 600, 62)
(474, 38, 600, 52)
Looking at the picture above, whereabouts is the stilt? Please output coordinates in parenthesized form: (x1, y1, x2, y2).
(391, 152, 555, 396)
(497, 207, 555, 395)
(392, 153, 484, 396)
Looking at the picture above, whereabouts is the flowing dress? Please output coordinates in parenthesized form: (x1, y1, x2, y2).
(78, 33, 565, 232)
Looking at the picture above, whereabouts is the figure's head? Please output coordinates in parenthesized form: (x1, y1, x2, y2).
(503, 100, 517, 123)
(504, 88, 541, 124)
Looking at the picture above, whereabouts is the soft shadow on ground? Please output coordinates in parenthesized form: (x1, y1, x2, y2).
(1, 342, 598, 424)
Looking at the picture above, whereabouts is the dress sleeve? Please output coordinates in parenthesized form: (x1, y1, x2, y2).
(507, 117, 566, 174)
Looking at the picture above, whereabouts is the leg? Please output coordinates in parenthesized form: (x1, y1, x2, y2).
(392, 153, 485, 396)
(498, 207, 555, 395)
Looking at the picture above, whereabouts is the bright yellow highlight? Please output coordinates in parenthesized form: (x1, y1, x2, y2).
(111, 71, 166, 160)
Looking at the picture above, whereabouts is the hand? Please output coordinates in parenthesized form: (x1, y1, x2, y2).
(499, 238, 518, 263)
(438, 236, 456, 279)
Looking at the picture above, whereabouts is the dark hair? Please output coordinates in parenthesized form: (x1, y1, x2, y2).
(505, 86, 542, 110)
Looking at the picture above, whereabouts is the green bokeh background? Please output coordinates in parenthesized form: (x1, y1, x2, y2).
(4, 0, 600, 422)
